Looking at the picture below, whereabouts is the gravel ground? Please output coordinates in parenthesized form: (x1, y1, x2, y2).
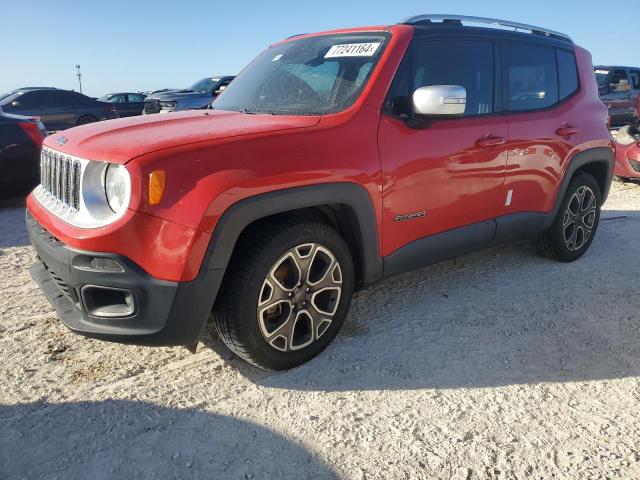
(2, 181, 640, 479)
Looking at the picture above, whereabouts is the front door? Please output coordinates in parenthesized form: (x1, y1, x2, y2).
(379, 37, 508, 257)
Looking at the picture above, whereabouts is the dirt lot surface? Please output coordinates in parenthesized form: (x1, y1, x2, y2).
(2, 182, 640, 479)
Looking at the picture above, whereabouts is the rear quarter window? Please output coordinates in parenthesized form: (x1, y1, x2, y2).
(557, 49, 579, 100)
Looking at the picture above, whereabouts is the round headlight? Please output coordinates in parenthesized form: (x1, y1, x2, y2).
(104, 164, 130, 213)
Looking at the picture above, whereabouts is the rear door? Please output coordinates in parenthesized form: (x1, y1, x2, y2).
(45, 91, 85, 130)
(502, 43, 581, 217)
(379, 36, 507, 257)
(125, 93, 145, 116)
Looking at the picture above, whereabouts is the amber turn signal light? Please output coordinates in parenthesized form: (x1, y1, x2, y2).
(148, 170, 166, 206)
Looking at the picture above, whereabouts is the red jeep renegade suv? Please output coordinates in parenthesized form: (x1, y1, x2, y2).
(26, 15, 613, 370)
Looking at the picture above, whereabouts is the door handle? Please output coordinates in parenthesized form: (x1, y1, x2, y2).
(556, 125, 579, 136)
(475, 135, 507, 148)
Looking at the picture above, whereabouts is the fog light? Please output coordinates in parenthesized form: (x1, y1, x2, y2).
(89, 257, 124, 272)
(81, 285, 136, 318)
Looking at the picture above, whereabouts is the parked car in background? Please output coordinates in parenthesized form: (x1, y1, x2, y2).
(595, 66, 640, 127)
(98, 92, 146, 117)
(0, 111, 46, 198)
(614, 96, 640, 180)
(26, 16, 613, 370)
(0, 89, 118, 132)
(143, 76, 234, 114)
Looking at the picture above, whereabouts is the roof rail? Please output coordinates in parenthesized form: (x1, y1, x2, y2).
(401, 14, 573, 43)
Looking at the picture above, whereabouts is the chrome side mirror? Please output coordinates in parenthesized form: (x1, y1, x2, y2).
(412, 85, 466, 117)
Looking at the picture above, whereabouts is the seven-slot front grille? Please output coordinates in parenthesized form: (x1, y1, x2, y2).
(40, 149, 81, 210)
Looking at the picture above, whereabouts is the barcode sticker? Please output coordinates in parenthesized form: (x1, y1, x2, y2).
(325, 43, 381, 58)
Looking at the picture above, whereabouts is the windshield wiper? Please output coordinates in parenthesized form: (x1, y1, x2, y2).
(237, 108, 275, 115)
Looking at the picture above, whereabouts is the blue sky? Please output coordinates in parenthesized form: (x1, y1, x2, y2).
(2, 0, 637, 97)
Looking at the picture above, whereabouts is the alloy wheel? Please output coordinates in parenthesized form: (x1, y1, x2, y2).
(257, 243, 343, 352)
(563, 185, 597, 252)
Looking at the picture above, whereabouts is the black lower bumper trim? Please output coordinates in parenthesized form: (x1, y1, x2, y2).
(27, 212, 225, 346)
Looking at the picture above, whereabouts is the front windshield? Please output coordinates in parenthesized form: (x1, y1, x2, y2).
(98, 94, 115, 101)
(594, 68, 610, 87)
(213, 33, 389, 115)
(189, 78, 221, 92)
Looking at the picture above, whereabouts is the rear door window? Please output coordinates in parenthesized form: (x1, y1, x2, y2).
(504, 43, 559, 112)
(49, 91, 86, 107)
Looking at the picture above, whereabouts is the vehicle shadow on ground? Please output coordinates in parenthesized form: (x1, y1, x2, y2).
(203, 210, 640, 392)
(0, 199, 30, 248)
(0, 400, 338, 480)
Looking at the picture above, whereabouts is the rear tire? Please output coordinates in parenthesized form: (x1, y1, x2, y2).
(212, 219, 354, 370)
(76, 115, 97, 125)
(534, 172, 601, 262)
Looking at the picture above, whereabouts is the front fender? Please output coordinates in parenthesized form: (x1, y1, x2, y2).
(198, 182, 383, 286)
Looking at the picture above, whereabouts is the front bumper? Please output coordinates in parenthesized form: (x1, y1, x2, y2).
(27, 212, 224, 346)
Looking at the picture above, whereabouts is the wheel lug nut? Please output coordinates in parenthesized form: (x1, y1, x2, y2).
(306, 287, 310, 293)
(288, 292, 293, 298)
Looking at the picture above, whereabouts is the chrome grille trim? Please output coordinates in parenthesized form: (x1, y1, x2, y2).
(34, 146, 131, 229)
(39, 148, 82, 210)
(34, 147, 94, 227)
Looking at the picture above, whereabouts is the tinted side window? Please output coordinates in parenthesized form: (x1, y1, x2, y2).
(630, 70, 640, 90)
(557, 49, 579, 100)
(49, 91, 78, 107)
(19, 91, 51, 108)
(610, 69, 629, 90)
(385, 39, 495, 117)
(504, 43, 558, 112)
(127, 94, 144, 102)
(413, 40, 494, 115)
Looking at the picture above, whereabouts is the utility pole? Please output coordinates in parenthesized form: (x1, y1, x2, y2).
(75, 64, 83, 93)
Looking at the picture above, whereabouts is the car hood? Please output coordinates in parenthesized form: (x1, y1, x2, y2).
(146, 90, 209, 101)
(42, 109, 321, 164)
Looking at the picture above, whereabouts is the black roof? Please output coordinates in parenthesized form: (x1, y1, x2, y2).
(410, 22, 574, 49)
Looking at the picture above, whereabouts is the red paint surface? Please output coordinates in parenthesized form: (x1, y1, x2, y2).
(614, 141, 640, 179)
(27, 25, 612, 283)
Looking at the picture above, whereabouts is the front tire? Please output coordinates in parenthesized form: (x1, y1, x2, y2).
(213, 219, 354, 370)
(534, 172, 601, 262)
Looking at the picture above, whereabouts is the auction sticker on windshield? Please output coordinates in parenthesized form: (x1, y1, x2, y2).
(325, 43, 380, 58)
